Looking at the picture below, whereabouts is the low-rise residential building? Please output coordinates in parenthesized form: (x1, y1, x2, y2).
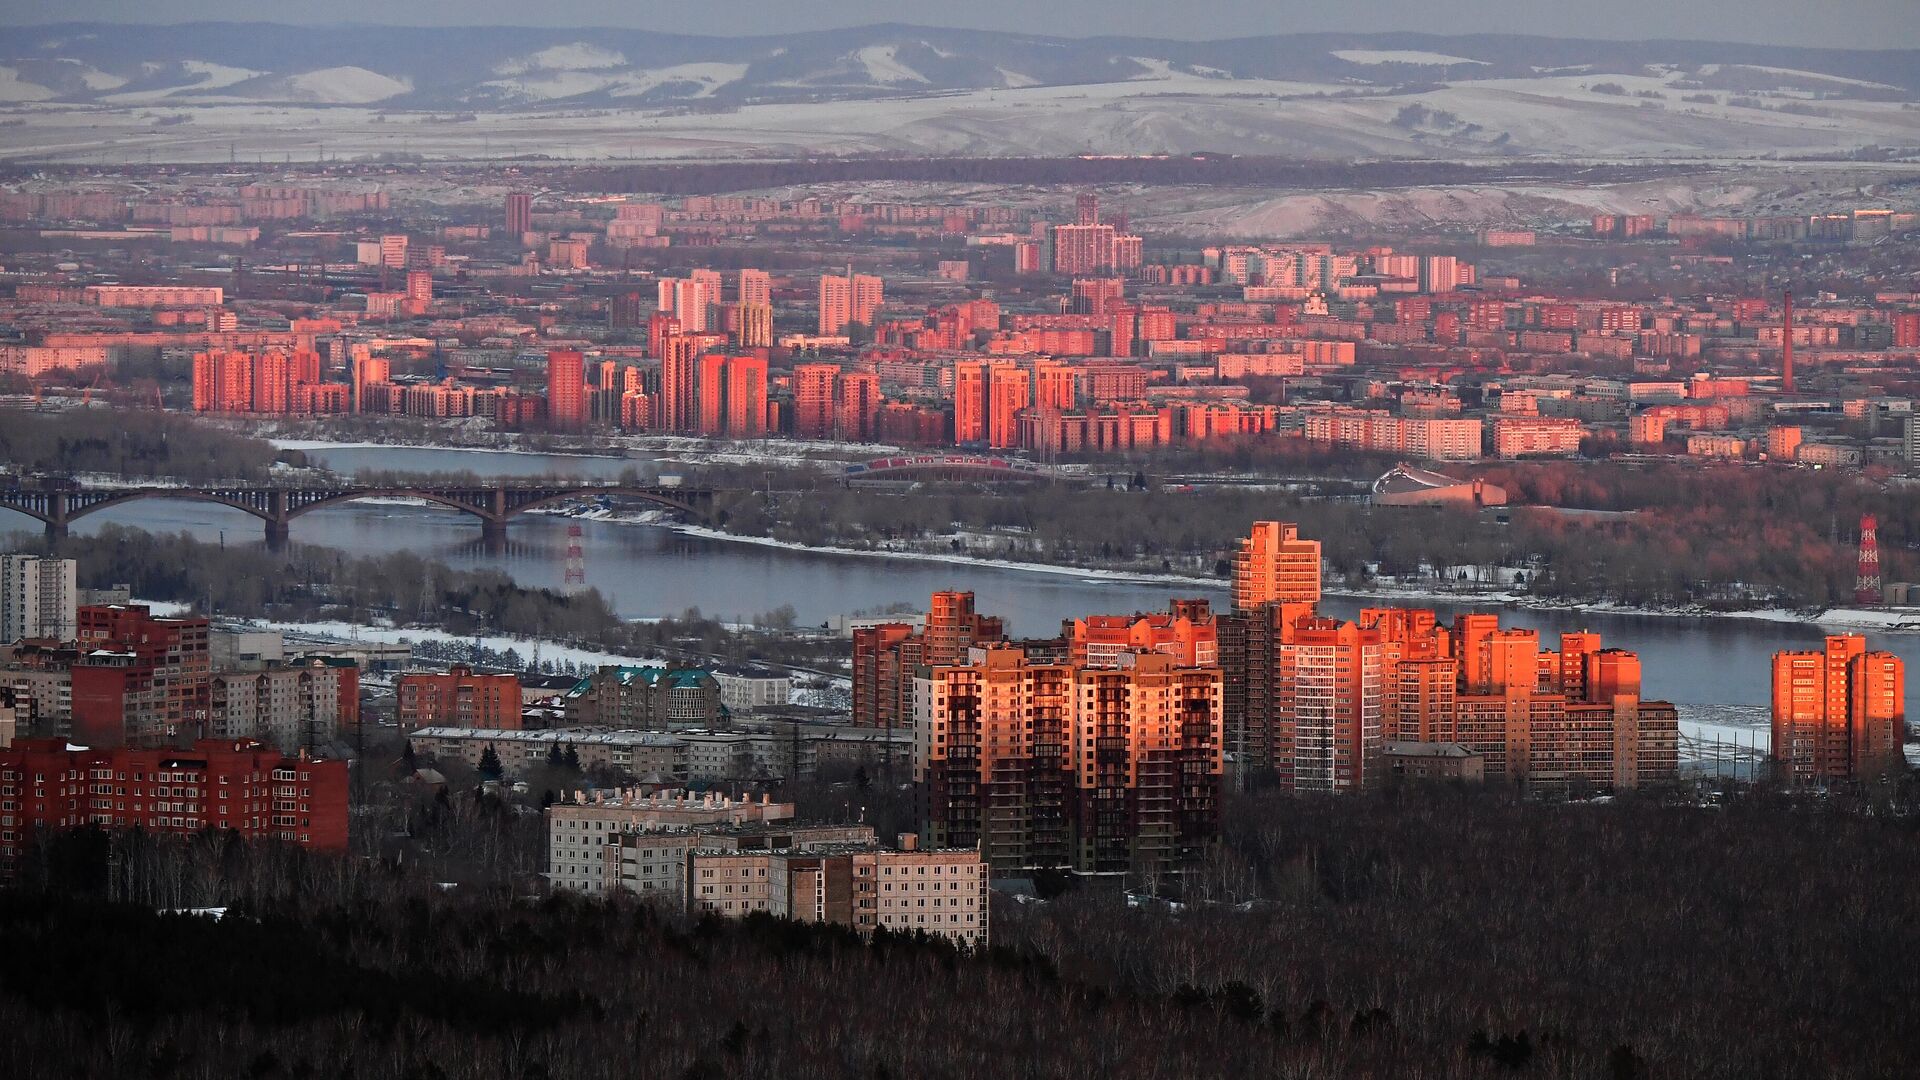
(1491, 416, 1585, 458)
(1383, 741, 1486, 783)
(564, 665, 725, 729)
(712, 666, 792, 713)
(408, 726, 689, 780)
(545, 788, 803, 894)
(684, 837, 989, 947)
(397, 666, 521, 730)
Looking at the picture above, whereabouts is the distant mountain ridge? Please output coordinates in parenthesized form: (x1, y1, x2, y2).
(5, 22, 1918, 108)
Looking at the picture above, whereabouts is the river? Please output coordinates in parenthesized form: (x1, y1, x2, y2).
(10, 442, 1916, 718)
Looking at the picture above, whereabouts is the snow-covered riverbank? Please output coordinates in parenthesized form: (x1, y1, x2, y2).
(648, 517, 1842, 630)
(263, 436, 1895, 632)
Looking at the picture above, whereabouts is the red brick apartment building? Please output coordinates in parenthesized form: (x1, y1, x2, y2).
(0, 739, 349, 876)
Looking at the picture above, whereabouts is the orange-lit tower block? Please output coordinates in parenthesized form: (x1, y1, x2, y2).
(1232, 521, 1322, 609)
(1771, 635, 1904, 783)
(793, 363, 839, 440)
(915, 638, 1220, 876)
(546, 348, 587, 430)
(1216, 524, 1679, 794)
(852, 590, 1005, 734)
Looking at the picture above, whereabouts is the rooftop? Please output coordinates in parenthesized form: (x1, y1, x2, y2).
(410, 726, 684, 747)
(1383, 741, 1481, 759)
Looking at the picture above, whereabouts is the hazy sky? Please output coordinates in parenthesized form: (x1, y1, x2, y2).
(9, 0, 1920, 49)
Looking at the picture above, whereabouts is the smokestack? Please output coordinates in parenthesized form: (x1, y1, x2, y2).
(1782, 290, 1795, 394)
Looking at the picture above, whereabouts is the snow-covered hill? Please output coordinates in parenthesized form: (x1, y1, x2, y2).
(3, 24, 1918, 162)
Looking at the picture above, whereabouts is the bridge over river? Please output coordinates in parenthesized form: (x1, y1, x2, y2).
(0, 480, 715, 546)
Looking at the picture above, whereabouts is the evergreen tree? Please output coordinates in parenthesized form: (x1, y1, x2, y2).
(478, 746, 504, 782)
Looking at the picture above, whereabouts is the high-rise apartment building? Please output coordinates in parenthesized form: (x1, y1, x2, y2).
(737, 268, 772, 307)
(1232, 521, 1323, 609)
(695, 353, 729, 437)
(351, 349, 388, 414)
(191, 350, 335, 415)
(818, 273, 883, 335)
(724, 354, 769, 437)
(1771, 635, 1905, 784)
(726, 302, 774, 349)
(71, 604, 210, 749)
(1217, 525, 1677, 793)
(504, 192, 532, 237)
(546, 348, 587, 430)
(656, 334, 700, 433)
(851, 591, 1004, 733)
(836, 369, 881, 442)
(793, 363, 840, 440)
(952, 360, 1030, 449)
(0, 555, 76, 643)
(658, 276, 714, 334)
(914, 642, 1221, 877)
(379, 234, 408, 269)
(1069, 277, 1125, 316)
(1275, 617, 1387, 793)
(1076, 192, 1100, 227)
(209, 658, 357, 753)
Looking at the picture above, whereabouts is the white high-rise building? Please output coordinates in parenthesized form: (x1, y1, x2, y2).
(0, 555, 77, 643)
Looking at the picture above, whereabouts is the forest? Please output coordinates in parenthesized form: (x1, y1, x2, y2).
(696, 456, 1920, 610)
(0, 408, 282, 483)
(1, 788, 1916, 1079)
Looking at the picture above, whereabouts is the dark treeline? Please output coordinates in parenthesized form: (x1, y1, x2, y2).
(3, 789, 1918, 1079)
(0, 408, 281, 483)
(698, 455, 1915, 609)
(15, 525, 843, 670)
(558, 157, 1685, 196)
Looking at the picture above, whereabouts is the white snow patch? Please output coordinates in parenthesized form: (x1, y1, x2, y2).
(855, 45, 929, 85)
(996, 67, 1040, 88)
(180, 60, 267, 89)
(1126, 57, 1178, 80)
(280, 67, 412, 105)
(180, 60, 264, 86)
(494, 44, 628, 76)
(0, 66, 55, 102)
(130, 599, 196, 618)
(1334, 49, 1489, 67)
(244, 617, 656, 671)
(103, 60, 266, 102)
(479, 70, 624, 102)
(481, 62, 746, 103)
(608, 62, 749, 99)
(1730, 65, 1902, 91)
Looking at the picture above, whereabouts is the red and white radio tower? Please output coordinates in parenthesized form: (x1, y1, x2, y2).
(1856, 513, 1882, 607)
(564, 523, 587, 593)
